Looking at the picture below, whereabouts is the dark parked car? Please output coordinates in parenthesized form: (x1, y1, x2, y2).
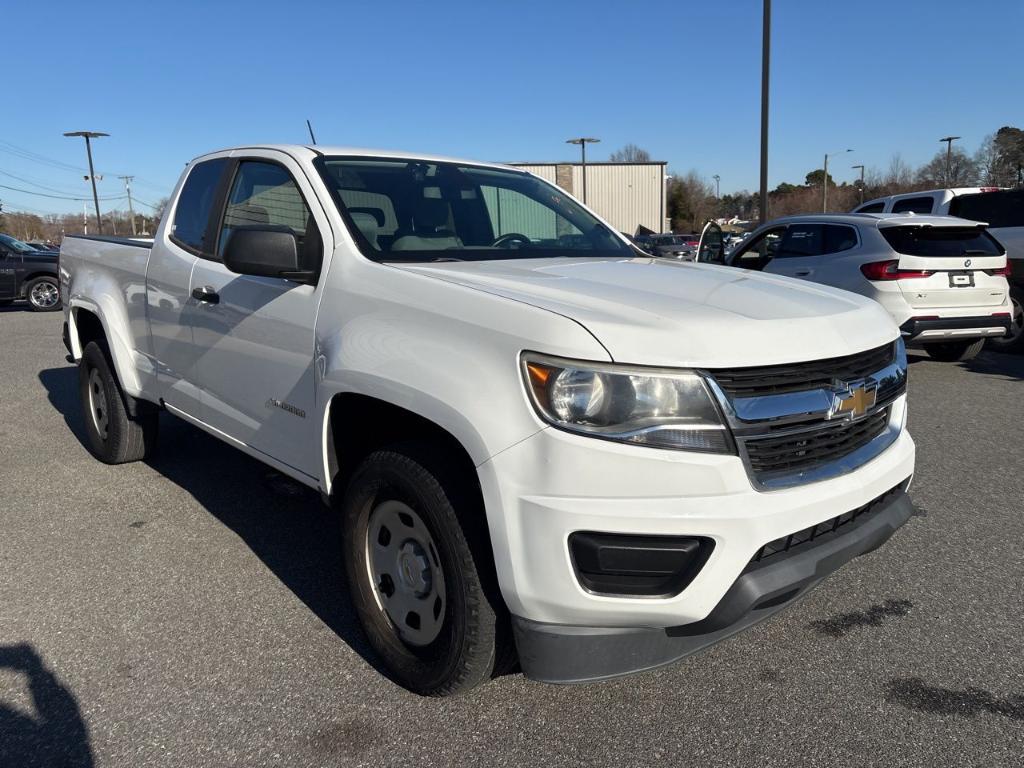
(27, 240, 59, 253)
(0, 233, 61, 311)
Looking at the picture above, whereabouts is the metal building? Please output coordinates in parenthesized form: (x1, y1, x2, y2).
(506, 161, 668, 235)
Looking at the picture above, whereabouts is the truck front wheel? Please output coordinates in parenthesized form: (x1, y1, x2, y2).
(25, 276, 61, 311)
(341, 446, 510, 696)
(78, 340, 158, 463)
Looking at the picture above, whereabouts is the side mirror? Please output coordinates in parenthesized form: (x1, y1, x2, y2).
(222, 226, 312, 282)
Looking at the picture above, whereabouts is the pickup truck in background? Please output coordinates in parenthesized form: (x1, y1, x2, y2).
(60, 145, 916, 695)
(0, 233, 61, 311)
(854, 187, 1024, 353)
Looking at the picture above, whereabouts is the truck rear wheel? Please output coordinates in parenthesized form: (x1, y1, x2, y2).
(923, 338, 985, 362)
(340, 446, 509, 696)
(79, 340, 158, 464)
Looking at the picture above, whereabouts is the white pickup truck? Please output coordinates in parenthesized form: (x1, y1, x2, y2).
(60, 145, 916, 695)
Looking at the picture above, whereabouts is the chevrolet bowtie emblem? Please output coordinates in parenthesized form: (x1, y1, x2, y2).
(829, 380, 877, 420)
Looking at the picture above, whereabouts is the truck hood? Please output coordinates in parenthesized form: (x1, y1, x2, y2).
(398, 257, 898, 367)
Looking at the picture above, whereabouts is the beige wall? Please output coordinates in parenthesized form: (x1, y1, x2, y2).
(508, 162, 666, 234)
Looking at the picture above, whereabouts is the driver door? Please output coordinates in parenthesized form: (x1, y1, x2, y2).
(0, 248, 17, 298)
(695, 222, 725, 264)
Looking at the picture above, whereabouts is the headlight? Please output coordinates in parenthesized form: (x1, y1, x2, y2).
(521, 353, 734, 453)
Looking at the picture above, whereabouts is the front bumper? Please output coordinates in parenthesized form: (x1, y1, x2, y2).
(900, 314, 1011, 343)
(513, 484, 913, 683)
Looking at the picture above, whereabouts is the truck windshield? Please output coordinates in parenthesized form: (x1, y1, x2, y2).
(315, 157, 633, 262)
(0, 234, 38, 254)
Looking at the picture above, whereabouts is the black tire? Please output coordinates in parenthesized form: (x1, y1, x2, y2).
(25, 276, 61, 312)
(986, 289, 1024, 355)
(340, 445, 510, 696)
(78, 340, 158, 464)
(923, 338, 985, 362)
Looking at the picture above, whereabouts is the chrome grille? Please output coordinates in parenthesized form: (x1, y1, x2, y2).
(710, 342, 896, 398)
(705, 340, 907, 490)
(744, 408, 890, 479)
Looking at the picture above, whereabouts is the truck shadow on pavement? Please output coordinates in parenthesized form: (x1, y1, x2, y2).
(0, 643, 94, 767)
(36, 365, 389, 683)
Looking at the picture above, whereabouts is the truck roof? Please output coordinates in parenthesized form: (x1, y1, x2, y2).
(192, 144, 519, 172)
(766, 213, 989, 229)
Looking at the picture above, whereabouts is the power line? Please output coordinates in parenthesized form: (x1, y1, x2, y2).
(0, 169, 96, 196)
(0, 182, 126, 201)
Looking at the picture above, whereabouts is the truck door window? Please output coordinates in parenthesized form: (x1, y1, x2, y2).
(891, 196, 935, 214)
(218, 161, 321, 272)
(170, 158, 229, 255)
(856, 202, 885, 213)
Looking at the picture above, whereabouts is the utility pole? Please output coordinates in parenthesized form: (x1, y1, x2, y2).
(939, 136, 960, 185)
(713, 174, 721, 198)
(64, 131, 109, 234)
(852, 164, 865, 205)
(823, 149, 852, 212)
(759, 0, 771, 223)
(119, 175, 137, 235)
(566, 137, 600, 204)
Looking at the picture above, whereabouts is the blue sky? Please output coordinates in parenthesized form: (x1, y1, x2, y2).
(3, 0, 1022, 215)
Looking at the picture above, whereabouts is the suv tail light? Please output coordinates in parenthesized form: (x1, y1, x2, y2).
(984, 265, 1012, 277)
(860, 260, 933, 281)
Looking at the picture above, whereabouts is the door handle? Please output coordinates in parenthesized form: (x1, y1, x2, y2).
(795, 270, 812, 276)
(191, 286, 220, 304)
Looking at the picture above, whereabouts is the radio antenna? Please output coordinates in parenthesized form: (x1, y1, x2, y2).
(306, 119, 317, 145)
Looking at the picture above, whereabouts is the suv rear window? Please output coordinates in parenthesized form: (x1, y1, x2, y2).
(891, 196, 936, 214)
(880, 226, 1004, 257)
(171, 158, 229, 254)
(948, 189, 1024, 228)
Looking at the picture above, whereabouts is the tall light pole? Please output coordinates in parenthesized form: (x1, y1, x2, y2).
(713, 174, 721, 198)
(566, 137, 600, 204)
(64, 131, 108, 234)
(822, 148, 852, 212)
(939, 136, 960, 185)
(851, 164, 865, 205)
(758, 0, 771, 223)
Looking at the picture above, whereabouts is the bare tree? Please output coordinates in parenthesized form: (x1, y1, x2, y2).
(667, 171, 714, 231)
(916, 148, 977, 188)
(884, 154, 913, 193)
(609, 144, 652, 163)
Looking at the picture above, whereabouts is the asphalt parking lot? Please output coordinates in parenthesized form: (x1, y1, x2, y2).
(1, 306, 1022, 768)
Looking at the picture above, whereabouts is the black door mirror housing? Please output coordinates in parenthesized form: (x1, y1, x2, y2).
(221, 226, 313, 282)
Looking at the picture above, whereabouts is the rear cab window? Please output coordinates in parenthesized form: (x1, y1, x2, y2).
(880, 226, 1004, 257)
(170, 158, 229, 255)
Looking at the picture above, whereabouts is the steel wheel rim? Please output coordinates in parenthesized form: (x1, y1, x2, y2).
(87, 368, 109, 440)
(365, 499, 446, 647)
(30, 281, 58, 308)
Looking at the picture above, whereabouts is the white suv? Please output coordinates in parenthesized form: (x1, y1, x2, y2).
(855, 188, 1024, 353)
(726, 214, 1012, 362)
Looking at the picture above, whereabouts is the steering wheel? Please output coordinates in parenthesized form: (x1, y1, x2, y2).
(492, 232, 531, 248)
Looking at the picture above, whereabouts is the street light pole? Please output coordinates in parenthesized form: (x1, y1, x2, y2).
(852, 164, 865, 205)
(713, 174, 721, 198)
(566, 137, 600, 204)
(758, 0, 771, 223)
(822, 149, 852, 212)
(939, 136, 960, 185)
(64, 131, 109, 235)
